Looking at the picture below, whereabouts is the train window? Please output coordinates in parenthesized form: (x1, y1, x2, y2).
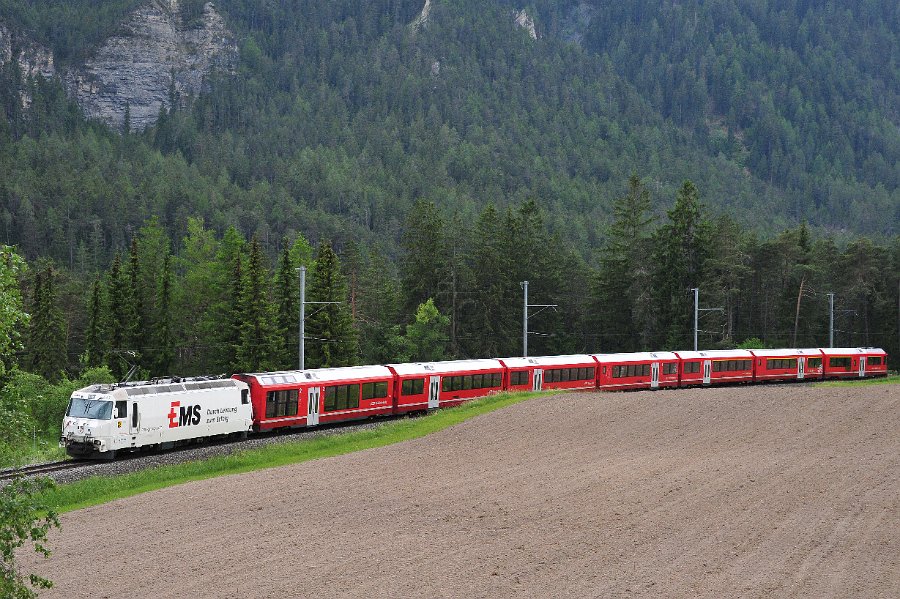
(266, 390, 298, 417)
(323, 385, 359, 411)
(375, 381, 387, 397)
(115, 400, 127, 419)
(807, 357, 822, 368)
(451, 376, 462, 392)
(471, 374, 482, 388)
(868, 356, 883, 366)
(362, 383, 374, 400)
(402, 378, 424, 395)
(492, 373, 502, 387)
(663, 363, 677, 375)
(442, 377, 451, 392)
(685, 362, 700, 374)
(510, 371, 527, 386)
(463, 375, 473, 390)
(587, 367, 595, 379)
(559, 369, 569, 382)
(712, 361, 722, 372)
(829, 357, 852, 370)
(642, 364, 650, 376)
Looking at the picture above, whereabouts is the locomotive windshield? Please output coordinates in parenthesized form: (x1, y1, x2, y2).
(67, 398, 113, 420)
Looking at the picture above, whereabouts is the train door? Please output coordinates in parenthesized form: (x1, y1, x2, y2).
(130, 402, 139, 435)
(702, 360, 712, 385)
(428, 376, 440, 409)
(651, 362, 659, 389)
(307, 387, 320, 426)
(798, 357, 805, 380)
(532, 369, 543, 391)
(858, 357, 866, 378)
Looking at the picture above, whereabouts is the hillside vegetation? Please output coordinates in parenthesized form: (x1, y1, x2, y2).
(0, 0, 896, 271)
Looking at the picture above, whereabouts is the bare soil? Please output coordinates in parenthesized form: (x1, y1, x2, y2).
(24, 383, 900, 598)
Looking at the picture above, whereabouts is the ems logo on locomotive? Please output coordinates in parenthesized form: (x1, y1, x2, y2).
(168, 401, 202, 428)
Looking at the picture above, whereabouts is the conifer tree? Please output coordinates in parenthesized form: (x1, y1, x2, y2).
(223, 252, 245, 373)
(400, 199, 449, 317)
(153, 254, 175, 375)
(105, 253, 130, 376)
(237, 237, 282, 372)
(652, 180, 711, 349)
(126, 238, 147, 366)
(592, 174, 656, 351)
(83, 279, 105, 368)
(307, 241, 357, 368)
(25, 265, 66, 381)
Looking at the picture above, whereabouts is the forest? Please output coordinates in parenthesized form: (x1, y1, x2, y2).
(0, 0, 897, 464)
(1, 178, 897, 465)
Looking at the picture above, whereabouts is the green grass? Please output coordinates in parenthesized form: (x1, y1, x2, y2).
(816, 374, 899, 388)
(41, 390, 543, 514)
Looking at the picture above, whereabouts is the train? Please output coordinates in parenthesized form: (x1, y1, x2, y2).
(60, 346, 888, 459)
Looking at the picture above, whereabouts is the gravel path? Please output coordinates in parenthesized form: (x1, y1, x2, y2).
(22, 383, 900, 598)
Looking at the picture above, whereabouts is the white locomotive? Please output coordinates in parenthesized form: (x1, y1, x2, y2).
(60, 377, 253, 459)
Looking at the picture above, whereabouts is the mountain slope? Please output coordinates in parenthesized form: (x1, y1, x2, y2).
(0, 0, 896, 268)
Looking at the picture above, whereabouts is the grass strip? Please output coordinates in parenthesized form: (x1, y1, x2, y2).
(815, 374, 899, 388)
(41, 390, 543, 514)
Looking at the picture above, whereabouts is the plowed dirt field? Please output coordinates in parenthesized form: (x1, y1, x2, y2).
(25, 383, 900, 598)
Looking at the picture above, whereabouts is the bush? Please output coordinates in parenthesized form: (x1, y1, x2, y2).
(0, 477, 60, 599)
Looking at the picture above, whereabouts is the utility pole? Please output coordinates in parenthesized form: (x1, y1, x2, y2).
(298, 266, 305, 370)
(522, 280, 528, 358)
(691, 287, 723, 351)
(827, 292, 834, 348)
(521, 281, 557, 357)
(297, 265, 341, 370)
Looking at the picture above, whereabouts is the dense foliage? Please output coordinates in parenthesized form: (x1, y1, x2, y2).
(0, 476, 60, 599)
(0, 0, 896, 274)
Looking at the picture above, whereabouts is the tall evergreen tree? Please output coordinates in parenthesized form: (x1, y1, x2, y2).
(273, 240, 298, 371)
(83, 279, 105, 368)
(237, 237, 282, 372)
(153, 254, 175, 376)
(400, 199, 449, 317)
(125, 238, 147, 366)
(591, 174, 656, 352)
(306, 241, 358, 368)
(652, 180, 711, 349)
(105, 253, 130, 377)
(25, 265, 66, 381)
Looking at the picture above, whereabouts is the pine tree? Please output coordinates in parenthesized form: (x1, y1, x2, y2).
(126, 238, 147, 366)
(273, 239, 299, 370)
(307, 241, 358, 368)
(652, 180, 711, 349)
(591, 174, 656, 352)
(105, 253, 130, 377)
(400, 199, 448, 317)
(25, 265, 66, 381)
(237, 237, 282, 372)
(153, 254, 175, 375)
(83, 279, 105, 368)
(223, 252, 245, 373)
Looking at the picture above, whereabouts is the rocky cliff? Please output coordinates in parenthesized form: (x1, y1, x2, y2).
(66, 0, 237, 131)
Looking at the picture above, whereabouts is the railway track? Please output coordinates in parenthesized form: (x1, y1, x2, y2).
(0, 459, 88, 482)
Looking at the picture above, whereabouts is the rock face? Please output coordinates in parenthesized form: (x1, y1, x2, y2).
(411, 0, 432, 31)
(0, 21, 56, 108)
(65, 0, 237, 131)
(514, 9, 537, 40)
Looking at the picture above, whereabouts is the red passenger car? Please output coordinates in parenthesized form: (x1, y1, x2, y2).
(386, 359, 505, 413)
(593, 352, 680, 390)
(749, 348, 824, 382)
(499, 355, 597, 392)
(820, 347, 888, 378)
(674, 349, 754, 386)
(234, 365, 395, 431)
